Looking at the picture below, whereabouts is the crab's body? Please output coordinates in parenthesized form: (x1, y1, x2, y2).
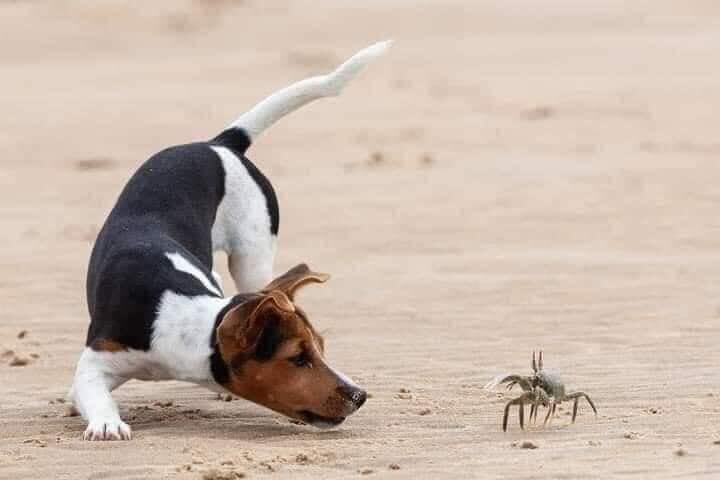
(498, 352, 597, 432)
(536, 371, 565, 399)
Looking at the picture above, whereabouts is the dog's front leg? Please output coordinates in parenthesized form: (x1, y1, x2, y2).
(70, 349, 131, 441)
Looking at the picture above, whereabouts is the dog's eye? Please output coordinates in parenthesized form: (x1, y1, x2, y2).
(288, 352, 311, 368)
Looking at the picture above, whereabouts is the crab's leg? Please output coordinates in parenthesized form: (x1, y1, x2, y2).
(534, 387, 550, 424)
(502, 392, 535, 432)
(543, 400, 554, 426)
(530, 390, 547, 423)
(499, 375, 533, 392)
(565, 392, 598, 423)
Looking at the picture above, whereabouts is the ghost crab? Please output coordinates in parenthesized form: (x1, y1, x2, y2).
(499, 351, 597, 432)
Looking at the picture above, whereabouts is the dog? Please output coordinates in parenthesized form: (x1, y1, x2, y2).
(69, 41, 390, 440)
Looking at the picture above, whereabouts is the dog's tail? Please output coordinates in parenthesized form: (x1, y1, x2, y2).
(213, 40, 392, 153)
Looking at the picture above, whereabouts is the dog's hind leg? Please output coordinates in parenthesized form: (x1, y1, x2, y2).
(228, 244, 275, 293)
(70, 349, 131, 441)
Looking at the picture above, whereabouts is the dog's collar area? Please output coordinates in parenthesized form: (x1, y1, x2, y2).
(208, 301, 233, 385)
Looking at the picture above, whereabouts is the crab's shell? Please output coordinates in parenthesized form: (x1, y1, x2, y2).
(536, 371, 565, 399)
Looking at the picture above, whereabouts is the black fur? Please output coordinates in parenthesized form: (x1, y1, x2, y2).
(253, 314, 285, 361)
(213, 128, 252, 155)
(85, 131, 276, 352)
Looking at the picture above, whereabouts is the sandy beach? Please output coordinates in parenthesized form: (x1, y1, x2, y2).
(1, 1, 720, 478)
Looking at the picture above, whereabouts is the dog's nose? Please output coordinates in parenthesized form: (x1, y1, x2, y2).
(338, 385, 368, 409)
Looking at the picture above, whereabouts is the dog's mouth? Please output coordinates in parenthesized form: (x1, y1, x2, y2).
(297, 410, 346, 429)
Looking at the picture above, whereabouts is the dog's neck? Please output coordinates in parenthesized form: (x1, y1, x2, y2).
(151, 291, 234, 386)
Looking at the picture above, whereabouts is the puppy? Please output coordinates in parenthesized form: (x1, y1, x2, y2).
(69, 41, 390, 440)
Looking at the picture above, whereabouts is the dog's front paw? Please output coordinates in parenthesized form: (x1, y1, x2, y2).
(83, 419, 132, 441)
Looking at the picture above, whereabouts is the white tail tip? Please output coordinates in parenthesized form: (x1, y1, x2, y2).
(356, 40, 394, 60)
(227, 39, 393, 141)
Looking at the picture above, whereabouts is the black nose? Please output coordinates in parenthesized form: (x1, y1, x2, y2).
(338, 385, 367, 409)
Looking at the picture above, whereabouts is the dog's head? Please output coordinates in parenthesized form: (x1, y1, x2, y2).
(215, 264, 366, 428)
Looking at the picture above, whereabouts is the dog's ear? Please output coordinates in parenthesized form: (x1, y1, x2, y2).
(217, 291, 295, 359)
(262, 264, 330, 300)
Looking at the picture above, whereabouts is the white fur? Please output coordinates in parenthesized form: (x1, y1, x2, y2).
(71, 348, 132, 440)
(149, 292, 229, 382)
(330, 366, 359, 389)
(211, 145, 276, 292)
(166, 252, 223, 297)
(229, 40, 392, 140)
(71, 286, 231, 440)
(211, 270, 223, 291)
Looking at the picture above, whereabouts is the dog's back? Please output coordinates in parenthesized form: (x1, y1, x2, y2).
(86, 143, 230, 349)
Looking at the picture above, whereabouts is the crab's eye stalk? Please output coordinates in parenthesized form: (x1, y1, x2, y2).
(288, 351, 312, 368)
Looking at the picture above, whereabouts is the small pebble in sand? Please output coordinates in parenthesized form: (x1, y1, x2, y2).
(17, 330, 28, 339)
(220, 460, 234, 466)
(524, 105, 555, 121)
(202, 470, 246, 480)
(154, 400, 173, 408)
(624, 432, 640, 440)
(674, 448, 687, 457)
(389, 463, 401, 470)
(399, 388, 411, 393)
(519, 441, 538, 450)
(418, 408, 432, 416)
(296, 453, 310, 464)
(588, 440, 601, 447)
(22, 439, 47, 448)
(359, 468, 374, 475)
(419, 153, 434, 166)
(713, 440, 720, 445)
(369, 151, 384, 165)
(9, 356, 30, 367)
(75, 157, 115, 171)
(222, 394, 233, 402)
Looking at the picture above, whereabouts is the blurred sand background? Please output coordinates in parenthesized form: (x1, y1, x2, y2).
(1, 0, 720, 478)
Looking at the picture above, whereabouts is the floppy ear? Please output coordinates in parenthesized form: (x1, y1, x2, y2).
(262, 263, 330, 300)
(217, 291, 295, 359)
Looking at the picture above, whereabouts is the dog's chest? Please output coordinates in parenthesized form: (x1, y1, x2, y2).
(137, 292, 230, 383)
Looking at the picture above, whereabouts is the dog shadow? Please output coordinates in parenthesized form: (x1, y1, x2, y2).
(123, 403, 359, 441)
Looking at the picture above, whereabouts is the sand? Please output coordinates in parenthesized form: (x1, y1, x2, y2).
(1, 1, 720, 478)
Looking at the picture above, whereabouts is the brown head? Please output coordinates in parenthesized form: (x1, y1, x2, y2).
(215, 264, 366, 428)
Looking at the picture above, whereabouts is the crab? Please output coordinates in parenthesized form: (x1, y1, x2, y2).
(497, 351, 597, 432)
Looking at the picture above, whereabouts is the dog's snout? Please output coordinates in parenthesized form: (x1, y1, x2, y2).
(337, 385, 367, 409)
